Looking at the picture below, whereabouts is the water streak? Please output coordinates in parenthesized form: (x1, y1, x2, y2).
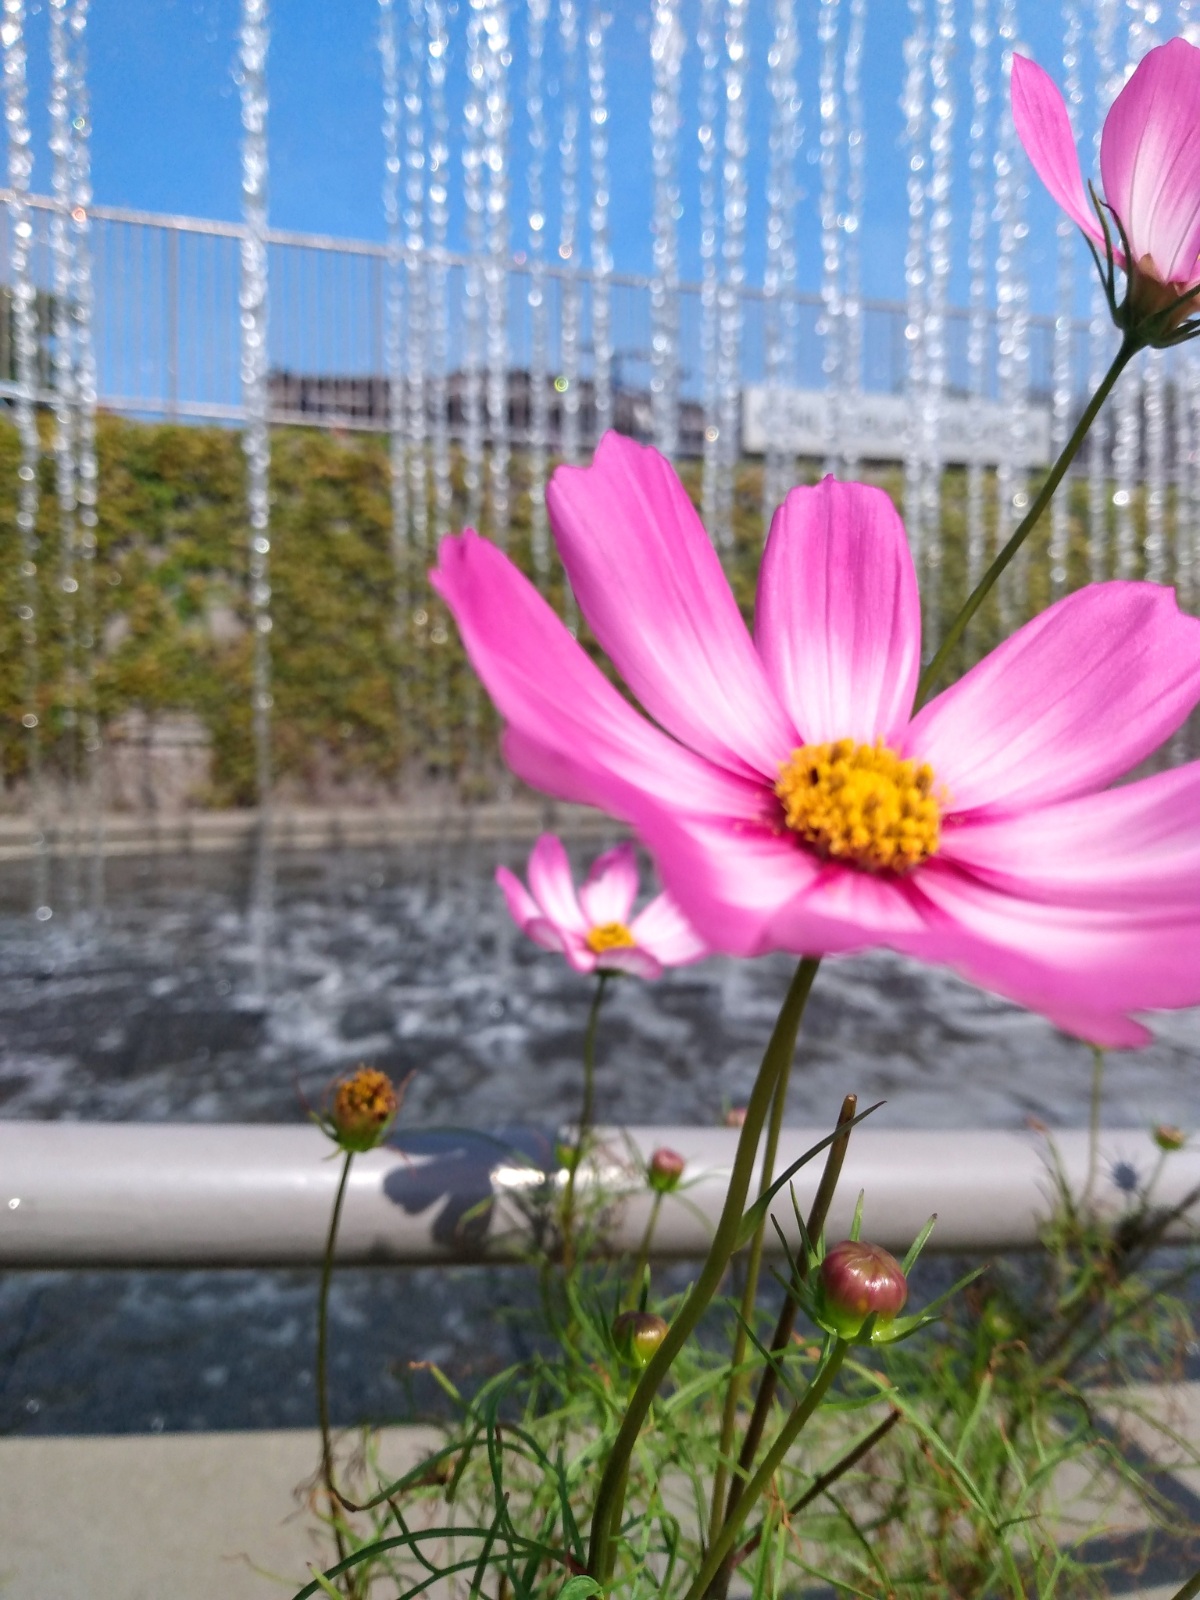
(239, 0, 273, 986)
(964, 0, 991, 593)
(698, 0, 721, 529)
(481, 0, 511, 542)
(424, 0, 452, 530)
(901, 0, 929, 566)
(49, 0, 80, 918)
(3, 0, 48, 922)
(817, 0, 842, 475)
(1049, 0, 1081, 597)
(649, 0, 684, 458)
(557, 0, 582, 465)
(714, 0, 749, 547)
(404, 0, 430, 556)
(761, 0, 800, 524)
(525, 0, 551, 574)
(587, 6, 612, 440)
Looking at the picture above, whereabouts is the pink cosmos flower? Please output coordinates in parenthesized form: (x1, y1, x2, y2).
(434, 431, 1200, 1048)
(497, 833, 706, 980)
(1012, 40, 1200, 317)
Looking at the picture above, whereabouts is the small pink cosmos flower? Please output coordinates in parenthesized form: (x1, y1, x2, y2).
(1013, 40, 1200, 320)
(435, 431, 1200, 1048)
(497, 833, 706, 980)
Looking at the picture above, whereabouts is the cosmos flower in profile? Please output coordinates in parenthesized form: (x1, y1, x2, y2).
(497, 833, 706, 980)
(436, 431, 1200, 1047)
(1013, 40, 1200, 336)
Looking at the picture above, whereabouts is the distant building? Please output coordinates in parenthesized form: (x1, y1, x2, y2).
(267, 366, 708, 456)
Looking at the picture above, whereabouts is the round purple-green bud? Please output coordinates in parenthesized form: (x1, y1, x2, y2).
(612, 1310, 669, 1368)
(817, 1239, 908, 1340)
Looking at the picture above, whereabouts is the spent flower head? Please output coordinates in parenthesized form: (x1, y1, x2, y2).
(321, 1066, 403, 1153)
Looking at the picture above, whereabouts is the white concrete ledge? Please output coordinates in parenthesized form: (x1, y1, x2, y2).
(0, 1122, 1195, 1268)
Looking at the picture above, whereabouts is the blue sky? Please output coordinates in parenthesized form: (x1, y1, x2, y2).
(7, 0, 1106, 318)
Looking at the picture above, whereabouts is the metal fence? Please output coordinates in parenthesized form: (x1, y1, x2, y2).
(0, 192, 1076, 437)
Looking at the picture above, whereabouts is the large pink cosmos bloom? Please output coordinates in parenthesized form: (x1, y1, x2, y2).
(498, 833, 706, 980)
(433, 431, 1200, 1048)
(1012, 40, 1200, 304)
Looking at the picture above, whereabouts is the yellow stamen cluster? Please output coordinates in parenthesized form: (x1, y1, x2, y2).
(585, 921, 637, 954)
(775, 738, 941, 875)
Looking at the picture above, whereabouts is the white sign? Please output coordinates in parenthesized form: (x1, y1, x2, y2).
(741, 386, 1052, 468)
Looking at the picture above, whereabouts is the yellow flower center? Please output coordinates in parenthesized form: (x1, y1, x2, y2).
(775, 738, 941, 875)
(585, 921, 637, 954)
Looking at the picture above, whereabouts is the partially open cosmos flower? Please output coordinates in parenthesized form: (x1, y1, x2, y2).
(1012, 40, 1200, 335)
(434, 431, 1200, 1047)
(496, 832, 706, 979)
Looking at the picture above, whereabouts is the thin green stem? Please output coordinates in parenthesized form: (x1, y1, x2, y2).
(1083, 1046, 1105, 1209)
(1170, 1569, 1200, 1600)
(707, 1059, 793, 1544)
(585, 956, 821, 1580)
(561, 972, 608, 1270)
(730, 1405, 902, 1569)
(686, 1340, 849, 1600)
(628, 1190, 665, 1310)
(317, 1148, 355, 1591)
(708, 1093, 860, 1600)
(914, 332, 1139, 710)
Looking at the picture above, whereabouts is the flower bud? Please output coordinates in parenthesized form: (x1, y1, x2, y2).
(817, 1240, 908, 1340)
(647, 1146, 685, 1194)
(329, 1067, 400, 1153)
(1153, 1124, 1187, 1153)
(611, 1310, 669, 1368)
(555, 1140, 582, 1174)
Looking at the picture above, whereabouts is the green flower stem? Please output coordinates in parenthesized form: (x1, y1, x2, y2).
(706, 1061, 793, 1545)
(730, 1405, 902, 1570)
(708, 1091, 860, 1600)
(684, 1339, 849, 1600)
(914, 331, 1140, 711)
(585, 956, 821, 1580)
(1083, 1046, 1105, 1208)
(1170, 1575, 1200, 1600)
(317, 1147, 355, 1590)
(561, 972, 609, 1270)
(627, 1189, 665, 1310)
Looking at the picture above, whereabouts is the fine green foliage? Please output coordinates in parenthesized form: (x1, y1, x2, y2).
(0, 414, 1178, 803)
(298, 1122, 1199, 1600)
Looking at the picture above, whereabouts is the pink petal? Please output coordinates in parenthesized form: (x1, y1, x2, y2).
(1011, 54, 1106, 250)
(526, 835, 588, 935)
(756, 478, 922, 747)
(942, 763, 1200, 908)
(595, 945, 663, 981)
(906, 583, 1200, 815)
(579, 842, 640, 927)
(546, 432, 796, 780)
(495, 865, 544, 934)
(1101, 38, 1200, 284)
(912, 862, 1200, 1046)
(628, 892, 709, 966)
(432, 531, 759, 823)
(631, 806, 870, 960)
